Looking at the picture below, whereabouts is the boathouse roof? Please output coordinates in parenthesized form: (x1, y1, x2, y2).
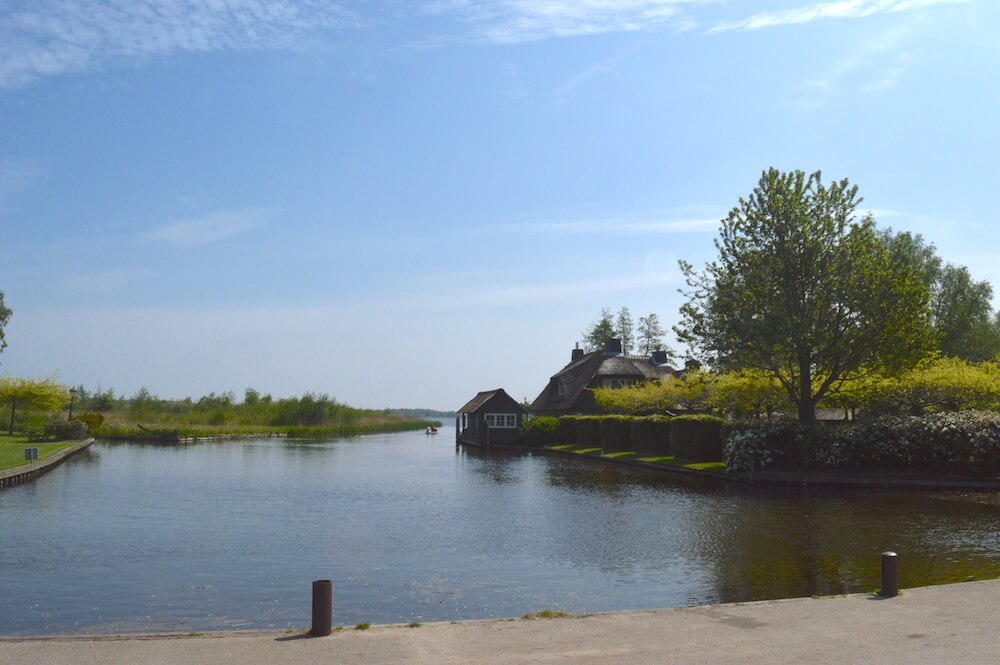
(458, 388, 525, 415)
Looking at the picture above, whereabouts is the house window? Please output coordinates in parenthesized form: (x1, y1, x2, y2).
(485, 413, 518, 428)
(601, 378, 636, 389)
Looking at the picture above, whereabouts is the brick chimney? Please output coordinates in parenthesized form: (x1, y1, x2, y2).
(604, 338, 623, 356)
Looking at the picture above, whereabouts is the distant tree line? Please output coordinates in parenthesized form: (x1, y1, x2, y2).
(0, 381, 429, 438)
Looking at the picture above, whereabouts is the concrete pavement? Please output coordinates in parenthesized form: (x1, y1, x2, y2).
(3, 579, 999, 664)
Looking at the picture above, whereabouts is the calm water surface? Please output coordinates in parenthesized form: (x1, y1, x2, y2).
(2, 425, 1000, 635)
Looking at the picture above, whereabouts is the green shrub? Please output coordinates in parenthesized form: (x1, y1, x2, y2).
(599, 416, 633, 451)
(73, 412, 104, 433)
(24, 427, 47, 442)
(520, 416, 560, 447)
(45, 419, 89, 441)
(724, 422, 832, 471)
(671, 415, 725, 461)
(631, 416, 672, 455)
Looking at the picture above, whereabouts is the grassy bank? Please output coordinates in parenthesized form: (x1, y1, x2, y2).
(0, 434, 78, 472)
(23, 388, 443, 442)
(546, 444, 728, 475)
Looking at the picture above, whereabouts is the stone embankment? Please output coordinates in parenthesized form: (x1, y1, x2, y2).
(0, 438, 94, 489)
(3, 579, 1000, 665)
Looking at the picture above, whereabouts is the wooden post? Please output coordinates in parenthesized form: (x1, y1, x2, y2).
(311, 579, 332, 636)
(880, 552, 898, 597)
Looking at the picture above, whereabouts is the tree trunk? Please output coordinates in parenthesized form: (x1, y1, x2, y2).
(797, 356, 816, 426)
(7, 398, 15, 435)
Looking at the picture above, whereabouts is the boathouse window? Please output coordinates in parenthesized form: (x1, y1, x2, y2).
(485, 413, 517, 428)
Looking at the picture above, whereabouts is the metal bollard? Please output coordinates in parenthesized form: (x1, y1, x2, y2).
(311, 579, 333, 636)
(880, 551, 898, 597)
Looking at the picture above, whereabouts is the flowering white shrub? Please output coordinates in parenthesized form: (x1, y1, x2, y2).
(726, 411, 1000, 476)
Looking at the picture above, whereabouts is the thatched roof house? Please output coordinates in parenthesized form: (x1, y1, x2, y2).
(530, 339, 676, 416)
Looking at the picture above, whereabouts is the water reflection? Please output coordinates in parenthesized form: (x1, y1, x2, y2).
(1, 428, 999, 636)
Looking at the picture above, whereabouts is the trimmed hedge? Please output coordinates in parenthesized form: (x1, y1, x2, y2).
(631, 416, 672, 455)
(520, 416, 560, 447)
(599, 416, 633, 451)
(724, 411, 1000, 476)
(557, 417, 579, 445)
(671, 415, 725, 461)
(573, 416, 603, 448)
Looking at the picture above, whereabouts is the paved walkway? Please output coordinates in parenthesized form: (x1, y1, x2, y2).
(3, 579, 998, 664)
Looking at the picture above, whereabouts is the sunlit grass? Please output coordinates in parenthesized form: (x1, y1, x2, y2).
(0, 435, 78, 472)
(601, 451, 635, 459)
(682, 461, 728, 473)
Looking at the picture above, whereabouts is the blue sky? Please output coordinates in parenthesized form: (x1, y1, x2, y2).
(1, 0, 996, 410)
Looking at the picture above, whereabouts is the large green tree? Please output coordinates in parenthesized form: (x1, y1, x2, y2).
(0, 376, 69, 435)
(0, 290, 11, 357)
(676, 168, 934, 425)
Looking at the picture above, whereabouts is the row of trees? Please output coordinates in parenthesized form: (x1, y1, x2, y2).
(675, 168, 1000, 425)
(581, 307, 672, 357)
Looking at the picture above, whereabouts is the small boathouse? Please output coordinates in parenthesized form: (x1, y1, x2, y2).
(456, 388, 526, 447)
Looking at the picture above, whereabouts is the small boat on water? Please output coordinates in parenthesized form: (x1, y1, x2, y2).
(425, 426, 438, 435)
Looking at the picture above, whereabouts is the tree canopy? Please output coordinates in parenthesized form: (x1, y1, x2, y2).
(676, 168, 934, 424)
(882, 229, 1000, 361)
(581, 308, 617, 352)
(637, 313, 668, 356)
(0, 376, 69, 435)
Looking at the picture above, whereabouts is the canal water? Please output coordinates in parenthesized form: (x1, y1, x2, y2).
(2, 426, 999, 635)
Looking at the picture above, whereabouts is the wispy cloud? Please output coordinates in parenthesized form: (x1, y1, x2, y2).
(446, 270, 681, 308)
(149, 208, 271, 248)
(708, 0, 968, 33)
(422, 0, 698, 44)
(791, 22, 914, 108)
(553, 40, 644, 104)
(60, 268, 154, 296)
(0, 1, 357, 89)
(490, 215, 719, 236)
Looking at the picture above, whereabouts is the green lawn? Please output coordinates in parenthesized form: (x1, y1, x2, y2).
(682, 461, 728, 474)
(0, 435, 79, 472)
(601, 451, 635, 459)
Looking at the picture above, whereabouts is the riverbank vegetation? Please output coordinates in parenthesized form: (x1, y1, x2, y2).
(1, 383, 436, 442)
